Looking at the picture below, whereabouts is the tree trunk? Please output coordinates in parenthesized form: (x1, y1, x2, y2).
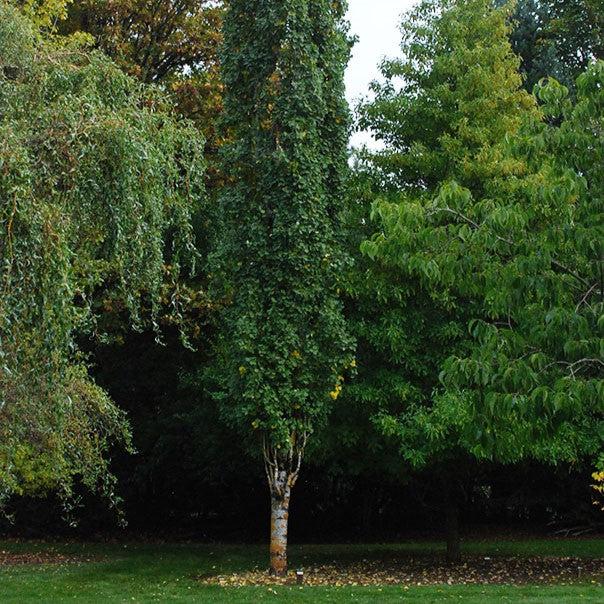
(263, 434, 306, 576)
(445, 501, 461, 563)
(269, 486, 291, 576)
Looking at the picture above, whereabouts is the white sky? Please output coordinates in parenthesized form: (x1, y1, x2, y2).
(345, 0, 416, 148)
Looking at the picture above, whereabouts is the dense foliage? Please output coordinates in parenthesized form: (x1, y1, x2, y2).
(507, 0, 603, 92)
(61, 0, 221, 84)
(0, 3, 204, 505)
(363, 4, 603, 467)
(353, 0, 534, 467)
(13, 0, 72, 30)
(214, 0, 353, 573)
(1, 0, 601, 556)
(59, 0, 224, 182)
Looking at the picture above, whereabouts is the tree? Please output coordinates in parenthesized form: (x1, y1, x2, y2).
(428, 66, 603, 463)
(0, 3, 205, 506)
(20, 0, 227, 531)
(59, 0, 222, 84)
(214, 0, 353, 575)
(58, 0, 224, 184)
(364, 32, 603, 513)
(12, 0, 73, 30)
(353, 0, 538, 560)
(507, 0, 603, 92)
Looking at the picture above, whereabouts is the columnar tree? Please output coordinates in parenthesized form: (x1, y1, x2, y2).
(215, 0, 352, 575)
(0, 3, 204, 506)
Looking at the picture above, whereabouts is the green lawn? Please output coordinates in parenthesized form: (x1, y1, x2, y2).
(0, 539, 602, 603)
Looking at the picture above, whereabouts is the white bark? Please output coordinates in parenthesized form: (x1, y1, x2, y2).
(263, 433, 307, 576)
(270, 475, 291, 576)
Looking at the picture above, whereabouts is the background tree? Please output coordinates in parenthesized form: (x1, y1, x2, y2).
(0, 2, 205, 507)
(60, 0, 221, 83)
(12, 0, 72, 30)
(58, 0, 224, 183)
(506, 0, 603, 92)
(214, 0, 353, 575)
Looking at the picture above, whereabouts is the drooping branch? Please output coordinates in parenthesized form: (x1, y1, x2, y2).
(427, 205, 592, 289)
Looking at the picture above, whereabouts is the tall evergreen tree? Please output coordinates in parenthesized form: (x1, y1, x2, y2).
(507, 0, 603, 92)
(214, 0, 352, 575)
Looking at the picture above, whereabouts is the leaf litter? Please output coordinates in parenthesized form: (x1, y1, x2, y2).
(0, 550, 94, 567)
(199, 554, 604, 587)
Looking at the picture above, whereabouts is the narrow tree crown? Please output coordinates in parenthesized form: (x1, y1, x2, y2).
(214, 0, 353, 451)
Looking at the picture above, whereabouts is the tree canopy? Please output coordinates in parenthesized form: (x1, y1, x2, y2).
(507, 0, 603, 92)
(363, 14, 603, 468)
(0, 0, 602, 568)
(57, 0, 224, 184)
(0, 2, 205, 505)
(352, 0, 535, 467)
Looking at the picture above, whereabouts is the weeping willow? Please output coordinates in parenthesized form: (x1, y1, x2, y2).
(0, 3, 205, 505)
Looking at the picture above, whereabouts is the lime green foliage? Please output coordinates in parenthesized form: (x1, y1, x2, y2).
(13, 0, 72, 31)
(593, 469, 604, 510)
(363, 0, 603, 465)
(351, 0, 537, 468)
(214, 1, 353, 462)
(369, 67, 604, 464)
(426, 69, 604, 464)
(0, 4, 205, 503)
(359, 0, 536, 192)
(0, 540, 602, 603)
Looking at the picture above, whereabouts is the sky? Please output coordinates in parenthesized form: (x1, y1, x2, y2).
(345, 0, 416, 148)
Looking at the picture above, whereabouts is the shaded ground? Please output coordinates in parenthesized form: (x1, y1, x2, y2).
(201, 554, 603, 587)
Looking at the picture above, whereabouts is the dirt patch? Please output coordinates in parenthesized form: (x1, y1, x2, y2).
(0, 550, 85, 566)
(200, 555, 604, 587)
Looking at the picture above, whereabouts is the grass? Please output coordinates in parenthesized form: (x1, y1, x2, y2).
(0, 538, 602, 603)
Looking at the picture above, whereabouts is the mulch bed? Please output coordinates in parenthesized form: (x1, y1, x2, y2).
(200, 555, 604, 587)
(0, 550, 86, 567)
